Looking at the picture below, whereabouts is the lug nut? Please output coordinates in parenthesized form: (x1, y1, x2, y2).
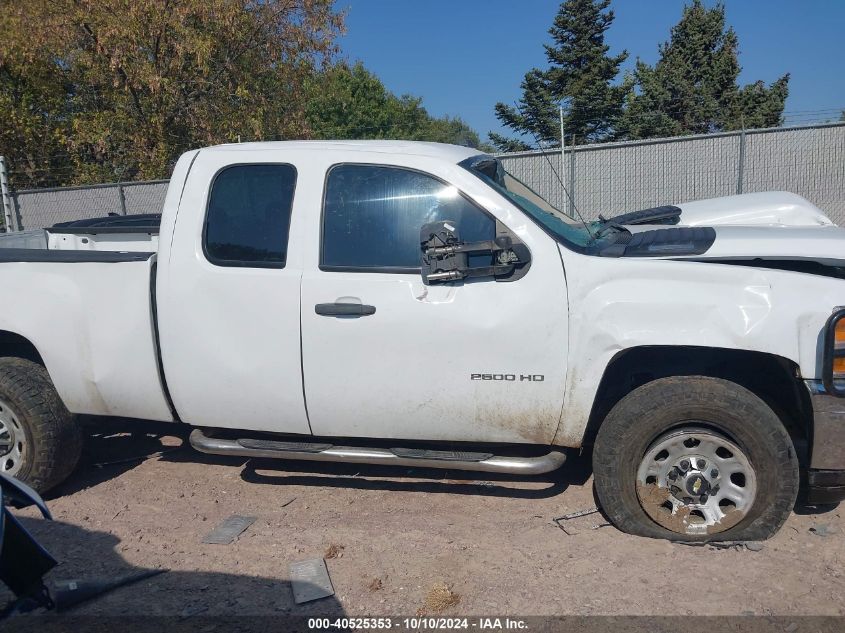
(680, 459, 690, 472)
(667, 469, 678, 481)
(700, 493, 709, 503)
(697, 459, 707, 470)
(710, 469, 719, 478)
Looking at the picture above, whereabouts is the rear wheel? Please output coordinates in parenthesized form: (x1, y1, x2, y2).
(0, 396, 26, 477)
(593, 376, 799, 541)
(0, 358, 82, 493)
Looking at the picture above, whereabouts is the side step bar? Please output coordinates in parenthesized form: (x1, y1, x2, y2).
(189, 429, 566, 475)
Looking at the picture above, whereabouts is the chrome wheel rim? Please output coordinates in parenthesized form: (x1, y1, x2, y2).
(636, 427, 757, 536)
(0, 397, 26, 477)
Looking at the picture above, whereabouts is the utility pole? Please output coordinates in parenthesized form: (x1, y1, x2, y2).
(0, 156, 14, 232)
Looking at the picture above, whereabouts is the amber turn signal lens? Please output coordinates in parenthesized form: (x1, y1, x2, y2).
(833, 317, 845, 379)
(836, 320, 845, 346)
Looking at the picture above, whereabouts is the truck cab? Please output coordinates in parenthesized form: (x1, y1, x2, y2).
(157, 142, 568, 445)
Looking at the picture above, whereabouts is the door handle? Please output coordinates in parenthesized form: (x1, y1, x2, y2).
(315, 302, 376, 317)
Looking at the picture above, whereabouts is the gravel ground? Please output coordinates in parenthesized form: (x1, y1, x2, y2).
(5, 418, 845, 617)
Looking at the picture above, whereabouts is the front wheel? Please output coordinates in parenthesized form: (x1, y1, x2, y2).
(593, 376, 799, 541)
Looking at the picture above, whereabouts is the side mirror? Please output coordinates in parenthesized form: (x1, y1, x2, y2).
(420, 221, 467, 284)
(419, 221, 530, 285)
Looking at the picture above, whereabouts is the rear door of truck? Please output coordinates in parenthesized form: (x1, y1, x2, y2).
(156, 150, 311, 434)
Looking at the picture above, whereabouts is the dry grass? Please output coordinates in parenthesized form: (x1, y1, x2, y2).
(324, 544, 345, 559)
(419, 582, 461, 614)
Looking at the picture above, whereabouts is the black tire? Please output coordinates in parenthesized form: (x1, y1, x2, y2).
(593, 376, 799, 541)
(0, 357, 82, 493)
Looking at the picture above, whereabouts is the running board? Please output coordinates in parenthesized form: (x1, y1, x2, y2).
(189, 429, 566, 475)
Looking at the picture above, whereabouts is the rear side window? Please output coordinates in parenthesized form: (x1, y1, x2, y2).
(321, 164, 495, 271)
(204, 164, 296, 267)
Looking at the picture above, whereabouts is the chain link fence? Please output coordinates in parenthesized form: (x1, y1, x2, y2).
(500, 122, 845, 224)
(2, 122, 844, 231)
(1, 180, 169, 232)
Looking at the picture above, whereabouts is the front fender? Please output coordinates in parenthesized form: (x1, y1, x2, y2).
(555, 250, 842, 447)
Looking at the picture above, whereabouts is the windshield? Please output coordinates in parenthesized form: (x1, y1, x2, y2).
(459, 155, 597, 248)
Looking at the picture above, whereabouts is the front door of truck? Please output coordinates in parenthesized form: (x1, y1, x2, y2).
(301, 163, 569, 444)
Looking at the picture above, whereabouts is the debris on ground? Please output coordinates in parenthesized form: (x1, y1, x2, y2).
(418, 582, 461, 615)
(52, 568, 168, 611)
(280, 497, 296, 509)
(366, 577, 383, 592)
(324, 544, 345, 559)
(201, 515, 256, 545)
(289, 559, 334, 604)
(554, 507, 600, 522)
(676, 540, 765, 551)
(810, 524, 840, 537)
(553, 507, 601, 535)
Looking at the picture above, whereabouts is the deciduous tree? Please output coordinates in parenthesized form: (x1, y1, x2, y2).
(306, 62, 490, 149)
(0, 0, 343, 186)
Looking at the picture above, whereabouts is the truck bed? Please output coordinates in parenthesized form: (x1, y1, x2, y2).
(0, 214, 160, 253)
(0, 247, 172, 422)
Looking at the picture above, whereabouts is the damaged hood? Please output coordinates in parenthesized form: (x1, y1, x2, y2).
(685, 224, 845, 264)
(674, 191, 834, 228)
(615, 192, 845, 265)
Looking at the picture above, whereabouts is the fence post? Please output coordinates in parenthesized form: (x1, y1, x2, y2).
(0, 156, 14, 232)
(736, 127, 746, 195)
(559, 106, 566, 196)
(568, 134, 576, 217)
(117, 182, 128, 215)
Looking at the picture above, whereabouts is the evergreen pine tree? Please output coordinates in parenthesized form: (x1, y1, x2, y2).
(620, 0, 789, 138)
(491, 0, 628, 149)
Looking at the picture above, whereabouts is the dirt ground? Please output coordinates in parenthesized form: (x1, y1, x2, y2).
(6, 417, 845, 617)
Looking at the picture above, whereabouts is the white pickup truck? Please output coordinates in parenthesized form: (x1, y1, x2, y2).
(1, 141, 844, 542)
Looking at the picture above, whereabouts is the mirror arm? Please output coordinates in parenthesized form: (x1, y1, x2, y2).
(426, 263, 515, 283)
(423, 238, 511, 258)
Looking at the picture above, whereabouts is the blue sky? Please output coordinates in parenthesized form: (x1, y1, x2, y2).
(338, 0, 845, 141)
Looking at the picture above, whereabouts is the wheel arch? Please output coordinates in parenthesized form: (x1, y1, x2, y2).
(581, 345, 812, 454)
(0, 330, 45, 366)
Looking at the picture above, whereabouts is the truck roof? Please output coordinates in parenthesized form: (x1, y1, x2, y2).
(203, 140, 483, 163)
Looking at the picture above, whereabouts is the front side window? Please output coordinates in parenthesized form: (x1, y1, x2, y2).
(204, 164, 296, 267)
(321, 164, 495, 271)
